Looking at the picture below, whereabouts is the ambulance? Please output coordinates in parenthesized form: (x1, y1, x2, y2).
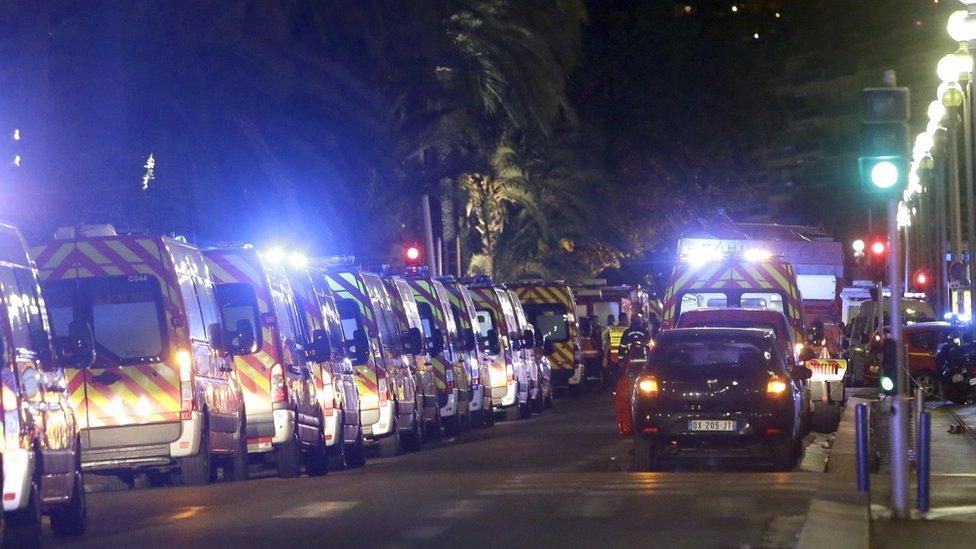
(661, 249, 806, 344)
(288, 265, 367, 468)
(323, 268, 424, 450)
(507, 290, 553, 412)
(382, 275, 440, 439)
(205, 247, 330, 476)
(437, 276, 495, 427)
(509, 281, 585, 391)
(465, 276, 531, 418)
(2, 222, 86, 543)
(402, 275, 472, 435)
(34, 225, 247, 486)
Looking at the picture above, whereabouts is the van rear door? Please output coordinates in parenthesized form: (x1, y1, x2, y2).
(44, 275, 181, 428)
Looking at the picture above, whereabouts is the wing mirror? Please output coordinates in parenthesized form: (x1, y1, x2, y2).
(428, 327, 445, 356)
(403, 327, 424, 354)
(485, 328, 500, 355)
(227, 319, 257, 355)
(207, 322, 226, 353)
(347, 328, 370, 364)
(305, 328, 331, 362)
(463, 328, 477, 353)
(542, 337, 555, 355)
(509, 332, 522, 350)
(55, 320, 96, 367)
(523, 329, 536, 348)
(792, 365, 813, 381)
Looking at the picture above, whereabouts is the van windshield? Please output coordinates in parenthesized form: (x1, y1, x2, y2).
(43, 276, 168, 365)
(523, 303, 569, 342)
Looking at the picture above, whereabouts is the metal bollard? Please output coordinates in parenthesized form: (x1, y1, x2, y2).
(856, 403, 870, 493)
(918, 411, 931, 513)
(915, 386, 924, 457)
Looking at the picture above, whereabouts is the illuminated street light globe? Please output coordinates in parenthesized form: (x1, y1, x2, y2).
(948, 10, 976, 42)
(852, 239, 865, 253)
(927, 99, 947, 122)
(915, 132, 935, 153)
(937, 51, 972, 83)
(870, 160, 900, 189)
(920, 154, 936, 170)
(939, 81, 965, 107)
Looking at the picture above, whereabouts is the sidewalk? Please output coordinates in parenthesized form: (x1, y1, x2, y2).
(870, 402, 976, 548)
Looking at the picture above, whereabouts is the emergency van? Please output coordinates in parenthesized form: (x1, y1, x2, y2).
(324, 268, 424, 450)
(437, 276, 495, 427)
(288, 266, 367, 468)
(661, 250, 806, 343)
(403, 276, 472, 435)
(508, 290, 553, 413)
(466, 277, 530, 418)
(34, 225, 247, 486)
(510, 281, 585, 391)
(2, 222, 86, 543)
(383, 276, 440, 439)
(204, 247, 328, 477)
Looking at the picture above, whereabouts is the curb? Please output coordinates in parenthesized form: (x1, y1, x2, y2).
(797, 398, 871, 549)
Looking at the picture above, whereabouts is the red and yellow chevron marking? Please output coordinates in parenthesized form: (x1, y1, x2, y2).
(407, 280, 451, 393)
(512, 284, 581, 368)
(69, 364, 182, 428)
(661, 259, 805, 340)
(354, 364, 380, 404)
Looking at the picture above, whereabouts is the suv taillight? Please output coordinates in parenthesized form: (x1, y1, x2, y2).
(271, 363, 287, 404)
(767, 375, 788, 397)
(635, 375, 659, 397)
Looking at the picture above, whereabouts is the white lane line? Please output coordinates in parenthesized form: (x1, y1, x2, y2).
(275, 501, 359, 519)
(429, 499, 490, 518)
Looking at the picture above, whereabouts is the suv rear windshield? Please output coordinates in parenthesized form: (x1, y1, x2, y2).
(44, 276, 168, 364)
(680, 320, 778, 336)
(653, 334, 779, 376)
(523, 303, 569, 342)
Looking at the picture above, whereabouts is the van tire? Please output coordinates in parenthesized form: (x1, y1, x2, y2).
(50, 471, 87, 537)
(304, 417, 330, 477)
(327, 411, 348, 471)
(276, 430, 302, 478)
(344, 428, 366, 469)
(442, 413, 460, 437)
(632, 437, 659, 472)
(399, 413, 423, 453)
(179, 426, 212, 486)
(6, 481, 41, 548)
(224, 418, 249, 482)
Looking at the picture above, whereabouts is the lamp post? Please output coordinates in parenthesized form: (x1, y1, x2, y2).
(948, 5, 976, 315)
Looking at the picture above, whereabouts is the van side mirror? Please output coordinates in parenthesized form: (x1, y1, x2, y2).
(207, 322, 226, 353)
(403, 327, 423, 354)
(792, 365, 813, 381)
(484, 328, 500, 355)
(463, 328, 477, 353)
(56, 320, 95, 367)
(509, 332, 522, 350)
(306, 328, 331, 362)
(429, 327, 445, 356)
(543, 337, 555, 355)
(348, 328, 370, 364)
(523, 329, 535, 348)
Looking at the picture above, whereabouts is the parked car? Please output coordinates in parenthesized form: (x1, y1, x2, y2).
(36, 225, 247, 486)
(903, 321, 976, 399)
(3, 222, 87, 543)
(630, 328, 811, 471)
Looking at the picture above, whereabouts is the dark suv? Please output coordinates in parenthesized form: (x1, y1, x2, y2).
(630, 328, 810, 471)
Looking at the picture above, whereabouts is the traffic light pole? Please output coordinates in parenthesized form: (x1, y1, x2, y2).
(888, 197, 910, 520)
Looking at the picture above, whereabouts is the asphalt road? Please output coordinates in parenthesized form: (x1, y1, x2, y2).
(49, 393, 824, 548)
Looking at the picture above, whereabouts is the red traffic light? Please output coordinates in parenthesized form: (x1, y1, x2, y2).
(913, 269, 931, 290)
(406, 246, 420, 260)
(870, 241, 886, 255)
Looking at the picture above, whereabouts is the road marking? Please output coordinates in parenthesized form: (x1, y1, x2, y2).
(168, 506, 207, 521)
(275, 501, 359, 519)
(429, 499, 489, 518)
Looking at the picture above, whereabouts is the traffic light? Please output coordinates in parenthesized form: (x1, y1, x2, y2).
(860, 87, 910, 196)
(866, 238, 888, 280)
(880, 338, 898, 395)
(912, 268, 932, 291)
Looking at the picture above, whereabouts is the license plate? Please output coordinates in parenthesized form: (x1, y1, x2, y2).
(953, 373, 964, 383)
(689, 420, 735, 432)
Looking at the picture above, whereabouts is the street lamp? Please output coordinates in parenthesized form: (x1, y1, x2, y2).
(928, 99, 947, 122)
(852, 239, 865, 254)
(948, 10, 976, 42)
(940, 81, 966, 107)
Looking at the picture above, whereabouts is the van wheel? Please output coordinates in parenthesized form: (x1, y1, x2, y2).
(224, 418, 249, 482)
(276, 430, 302, 478)
(399, 413, 423, 453)
(632, 436, 659, 472)
(532, 394, 545, 414)
(913, 371, 941, 400)
(327, 411, 348, 471)
(442, 413, 460, 437)
(518, 398, 532, 419)
(179, 427, 212, 486)
(545, 390, 554, 409)
(344, 428, 366, 469)
(470, 408, 485, 428)
(50, 471, 87, 537)
(304, 418, 329, 477)
(6, 481, 41, 548)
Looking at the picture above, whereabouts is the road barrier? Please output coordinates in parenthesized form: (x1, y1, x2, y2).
(917, 411, 931, 513)
(856, 403, 870, 493)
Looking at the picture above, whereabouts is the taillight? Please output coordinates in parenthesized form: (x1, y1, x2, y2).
(636, 375, 659, 397)
(506, 363, 514, 382)
(271, 363, 287, 403)
(446, 367, 456, 392)
(177, 350, 195, 417)
(378, 377, 389, 402)
(767, 375, 788, 397)
(320, 370, 336, 416)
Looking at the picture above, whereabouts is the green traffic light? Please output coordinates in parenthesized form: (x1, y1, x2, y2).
(880, 376, 895, 392)
(870, 160, 900, 189)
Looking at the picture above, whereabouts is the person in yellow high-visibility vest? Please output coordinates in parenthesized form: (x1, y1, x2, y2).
(602, 313, 628, 389)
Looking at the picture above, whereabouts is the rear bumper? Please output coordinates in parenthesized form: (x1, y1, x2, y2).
(440, 390, 458, 418)
(245, 410, 295, 452)
(2, 448, 35, 512)
(492, 379, 517, 408)
(363, 400, 394, 440)
(79, 415, 200, 472)
(633, 408, 794, 451)
(469, 385, 485, 412)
